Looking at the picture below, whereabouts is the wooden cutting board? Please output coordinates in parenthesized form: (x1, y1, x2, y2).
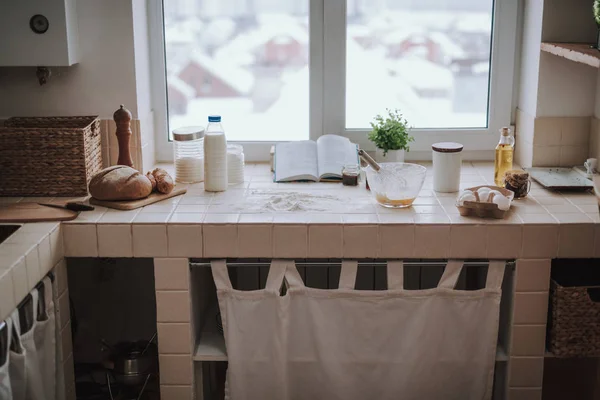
(90, 187, 187, 210)
(0, 202, 78, 222)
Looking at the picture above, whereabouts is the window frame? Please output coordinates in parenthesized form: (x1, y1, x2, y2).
(150, 0, 519, 162)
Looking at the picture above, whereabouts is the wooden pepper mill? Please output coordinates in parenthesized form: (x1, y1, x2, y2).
(113, 104, 134, 167)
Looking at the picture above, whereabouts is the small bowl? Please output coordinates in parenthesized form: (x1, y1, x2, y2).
(365, 163, 427, 208)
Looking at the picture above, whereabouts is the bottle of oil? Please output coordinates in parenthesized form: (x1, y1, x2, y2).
(494, 127, 515, 187)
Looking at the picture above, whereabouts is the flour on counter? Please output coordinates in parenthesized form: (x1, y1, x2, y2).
(234, 190, 343, 212)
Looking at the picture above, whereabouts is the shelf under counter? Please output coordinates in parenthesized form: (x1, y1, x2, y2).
(193, 330, 509, 363)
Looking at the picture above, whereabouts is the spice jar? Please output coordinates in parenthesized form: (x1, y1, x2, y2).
(504, 169, 530, 199)
(342, 164, 360, 186)
(432, 142, 463, 193)
(173, 126, 205, 183)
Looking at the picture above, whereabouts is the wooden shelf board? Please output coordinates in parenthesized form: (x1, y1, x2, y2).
(541, 42, 600, 68)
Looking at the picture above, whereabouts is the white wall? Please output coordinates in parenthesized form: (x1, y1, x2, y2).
(0, 0, 146, 120)
(536, 53, 597, 117)
(132, 0, 152, 119)
(517, 0, 544, 117)
(535, 0, 598, 118)
(541, 0, 597, 43)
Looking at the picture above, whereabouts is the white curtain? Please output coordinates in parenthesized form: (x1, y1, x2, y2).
(212, 259, 504, 400)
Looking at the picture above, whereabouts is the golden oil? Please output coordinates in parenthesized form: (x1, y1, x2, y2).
(494, 127, 515, 187)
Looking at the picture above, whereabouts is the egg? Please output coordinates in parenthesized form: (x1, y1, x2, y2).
(458, 192, 476, 206)
(487, 190, 502, 203)
(477, 187, 492, 202)
(492, 194, 511, 211)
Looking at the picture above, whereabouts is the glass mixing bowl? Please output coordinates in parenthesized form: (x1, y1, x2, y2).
(365, 163, 427, 208)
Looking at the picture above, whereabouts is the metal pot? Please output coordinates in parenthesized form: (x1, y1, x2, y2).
(111, 340, 157, 387)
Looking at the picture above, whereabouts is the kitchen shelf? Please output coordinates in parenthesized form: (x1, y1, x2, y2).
(194, 330, 227, 362)
(193, 334, 508, 363)
(541, 42, 600, 68)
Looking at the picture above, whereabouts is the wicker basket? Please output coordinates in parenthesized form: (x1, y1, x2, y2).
(0, 116, 102, 197)
(548, 267, 600, 357)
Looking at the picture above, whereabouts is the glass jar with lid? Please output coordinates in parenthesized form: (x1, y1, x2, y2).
(173, 126, 205, 183)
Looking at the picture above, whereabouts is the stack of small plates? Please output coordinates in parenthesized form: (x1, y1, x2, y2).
(227, 144, 245, 185)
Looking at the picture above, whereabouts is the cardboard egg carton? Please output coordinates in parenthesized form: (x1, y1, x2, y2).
(456, 185, 515, 219)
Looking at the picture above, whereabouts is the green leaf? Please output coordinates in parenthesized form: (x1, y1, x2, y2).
(367, 108, 414, 153)
(595, 0, 600, 26)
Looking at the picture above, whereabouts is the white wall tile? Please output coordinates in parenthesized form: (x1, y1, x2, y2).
(154, 258, 189, 290)
(10, 258, 28, 305)
(238, 225, 272, 258)
(55, 259, 68, 296)
(559, 145, 588, 167)
(25, 247, 41, 289)
(132, 224, 168, 257)
(49, 226, 64, 266)
(273, 225, 307, 258)
(343, 225, 379, 258)
(160, 385, 193, 400)
(515, 260, 551, 292)
(521, 226, 559, 258)
(63, 224, 98, 257)
(203, 225, 238, 258)
(0, 270, 15, 320)
(37, 235, 53, 276)
(158, 355, 193, 385)
(167, 225, 203, 257)
(156, 291, 190, 322)
(97, 224, 133, 257)
(414, 225, 450, 258)
(487, 225, 523, 259)
(513, 292, 549, 325)
(509, 357, 544, 387)
(58, 289, 70, 329)
(61, 321, 73, 362)
(309, 225, 343, 258)
(449, 225, 487, 258)
(558, 224, 595, 258)
(378, 225, 414, 258)
(157, 323, 192, 354)
(511, 325, 546, 356)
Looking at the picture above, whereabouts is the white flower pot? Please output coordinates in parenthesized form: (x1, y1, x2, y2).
(376, 149, 405, 163)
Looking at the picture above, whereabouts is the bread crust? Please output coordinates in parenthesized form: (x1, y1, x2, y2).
(89, 166, 153, 201)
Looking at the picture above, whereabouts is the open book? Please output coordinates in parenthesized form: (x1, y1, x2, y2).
(274, 135, 359, 182)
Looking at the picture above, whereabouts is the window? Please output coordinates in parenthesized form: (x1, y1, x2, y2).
(346, 2, 493, 129)
(151, 0, 518, 161)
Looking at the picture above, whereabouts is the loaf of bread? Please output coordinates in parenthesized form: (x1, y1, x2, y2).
(152, 168, 174, 194)
(89, 166, 153, 201)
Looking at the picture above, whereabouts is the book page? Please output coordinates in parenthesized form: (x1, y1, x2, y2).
(274, 141, 319, 182)
(316, 135, 359, 179)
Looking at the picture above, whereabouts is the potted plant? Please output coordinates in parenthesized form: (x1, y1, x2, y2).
(368, 108, 414, 162)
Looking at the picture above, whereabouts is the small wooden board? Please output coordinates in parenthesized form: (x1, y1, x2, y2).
(0, 202, 78, 222)
(90, 187, 187, 210)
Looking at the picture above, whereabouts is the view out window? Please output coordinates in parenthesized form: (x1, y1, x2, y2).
(157, 0, 515, 153)
(345, 1, 493, 129)
(163, 1, 309, 141)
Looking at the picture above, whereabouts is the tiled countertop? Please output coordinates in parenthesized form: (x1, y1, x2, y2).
(0, 161, 599, 320)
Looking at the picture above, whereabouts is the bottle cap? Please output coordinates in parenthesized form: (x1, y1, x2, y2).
(500, 127, 510, 136)
(208, 115, 221, 122)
